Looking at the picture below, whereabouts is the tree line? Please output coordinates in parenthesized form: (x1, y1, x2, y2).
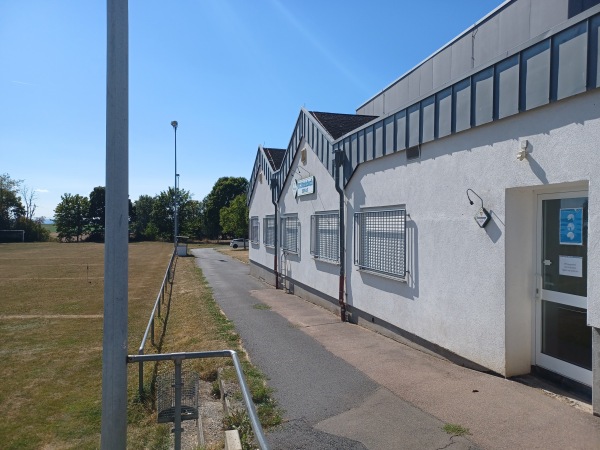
(0, 173, 50, 242)
(53, 176, 249, 243)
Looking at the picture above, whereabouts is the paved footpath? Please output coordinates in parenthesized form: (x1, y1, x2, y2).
(192, 249, 600, 450)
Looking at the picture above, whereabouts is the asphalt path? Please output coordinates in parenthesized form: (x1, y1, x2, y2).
(193, 248, 475, 449)
(193, 248, 373, 448)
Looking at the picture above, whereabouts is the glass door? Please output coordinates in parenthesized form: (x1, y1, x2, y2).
(535, 191, 591, 386)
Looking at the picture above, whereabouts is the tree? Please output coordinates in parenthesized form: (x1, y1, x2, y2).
(132, 195, 155, 240)
(180, 199, 204, 240)
(220, 194, 248, 239)
(20, 185, 37, 221)
(0, 173, 25, 230)
(15, 216, 49, 242)
(88, 186, 105, 241)
(202, 177, 248, 239)
(54, 193, 90, 242)
(151, 187, 192, 241)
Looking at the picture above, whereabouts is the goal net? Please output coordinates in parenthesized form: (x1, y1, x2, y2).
(0, 230, 25, 243)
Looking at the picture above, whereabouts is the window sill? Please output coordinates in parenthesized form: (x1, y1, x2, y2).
(356, 267, 406, 282)
(312, 256, 340, 266)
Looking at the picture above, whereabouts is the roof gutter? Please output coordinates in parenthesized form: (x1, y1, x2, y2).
(270, 174, 279, 290)
(333, 145, 346, 322)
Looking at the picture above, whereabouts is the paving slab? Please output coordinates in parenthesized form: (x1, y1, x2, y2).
(251, 288, 600, 450)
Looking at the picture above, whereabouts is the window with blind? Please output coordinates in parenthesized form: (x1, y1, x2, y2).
(281, 215, 299, 254)
(263, 216, 275, 247)
(354, 209, 406, 279)
(250, 216, 259, 244)
(310, 212, 339, 263)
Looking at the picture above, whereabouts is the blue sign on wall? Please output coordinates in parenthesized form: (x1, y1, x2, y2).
(559, 208, 583, 245)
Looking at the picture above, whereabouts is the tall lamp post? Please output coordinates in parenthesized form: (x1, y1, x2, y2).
(171, 120, 178, 248)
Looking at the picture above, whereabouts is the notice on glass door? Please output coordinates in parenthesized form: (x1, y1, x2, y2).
(559, 208, 583, 245)
(559, 256, 583, 277)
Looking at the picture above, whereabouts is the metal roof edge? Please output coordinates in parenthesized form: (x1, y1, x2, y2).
(356, 0, 515, 111)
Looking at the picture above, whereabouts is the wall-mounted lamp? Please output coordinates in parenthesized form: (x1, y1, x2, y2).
(517, 140, 529, 161)
(466, 189, 491, 228)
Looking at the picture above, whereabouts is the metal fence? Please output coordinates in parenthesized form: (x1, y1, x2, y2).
(128, 350, 270, 450)
(136, 248, 177, 398)
(354, 209, 406, 279)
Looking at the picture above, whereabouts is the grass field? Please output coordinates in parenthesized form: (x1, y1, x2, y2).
(0, 241, 173, 449)
(0, 241, 276, 449)
(41, 223, 57, 233)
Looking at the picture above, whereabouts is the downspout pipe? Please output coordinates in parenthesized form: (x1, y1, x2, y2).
(270, 174, 279, 289)
(333, 145, 346, 322)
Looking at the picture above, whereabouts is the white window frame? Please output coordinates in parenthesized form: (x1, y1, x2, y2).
(310, 212, 339, 263)
(354, 208, 407, 280)
(263, 215, 275, 248)
(250, 216, 260, 244)
(281, 214, 299, 254)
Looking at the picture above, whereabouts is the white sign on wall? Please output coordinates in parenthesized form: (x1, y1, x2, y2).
(294, 176, 315, 197)
(559, 255, 583, 277)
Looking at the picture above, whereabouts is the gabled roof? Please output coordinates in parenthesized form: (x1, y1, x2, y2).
(310, 111, 378, 140)
(263, 147, 286, 171)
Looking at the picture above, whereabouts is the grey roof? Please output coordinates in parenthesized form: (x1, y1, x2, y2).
(310, 111, 378, 140)
(263, 147, 286, 170)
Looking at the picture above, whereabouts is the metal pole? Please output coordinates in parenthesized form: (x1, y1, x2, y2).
(138, 356, 144, 400)
(333, 145, 346, 322)
(173, 358, 183, 450)
(101, 0, 128, 448)
(151, 317, 155, 345)
(271, 175, 279, 289)
(171, 121, 178, 248)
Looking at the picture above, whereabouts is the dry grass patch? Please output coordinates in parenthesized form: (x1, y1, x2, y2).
(0, 241, 173, 450)
(0, 242, 277, 449)
(151, 255, 238, 380)
(144, 254, 281, 448)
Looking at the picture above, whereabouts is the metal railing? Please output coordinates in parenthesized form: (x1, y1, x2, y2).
(127, 350, 270, 450)
(136, 249, 177, 398)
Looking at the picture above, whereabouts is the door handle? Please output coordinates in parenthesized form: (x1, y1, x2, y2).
(535, 274, 542, 299)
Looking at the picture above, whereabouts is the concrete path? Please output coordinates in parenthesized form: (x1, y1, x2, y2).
(192, 249, 600, 449)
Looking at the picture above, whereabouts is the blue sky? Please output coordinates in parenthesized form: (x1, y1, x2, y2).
(1, 0, 503, 219)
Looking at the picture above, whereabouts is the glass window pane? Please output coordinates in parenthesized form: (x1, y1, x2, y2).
(542, 197, 587, 296)
(542, 300, 591, 370)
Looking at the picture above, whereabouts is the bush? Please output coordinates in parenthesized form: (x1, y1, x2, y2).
(15, 217, 50, 242)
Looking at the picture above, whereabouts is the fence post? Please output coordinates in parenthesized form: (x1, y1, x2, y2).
(173, 357, 183, 450)
(151, 318, 155, 346)
(138, 353, 144, 400)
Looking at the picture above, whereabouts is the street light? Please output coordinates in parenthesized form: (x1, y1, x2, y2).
(171, 120, 178, 248)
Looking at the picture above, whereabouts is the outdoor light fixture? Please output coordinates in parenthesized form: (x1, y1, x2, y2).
(517, 139, 529, 161)
(466, 188, 491, 228)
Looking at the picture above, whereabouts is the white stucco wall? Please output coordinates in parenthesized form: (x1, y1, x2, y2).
(248, 162, 277, 274)
(278, 140, 340, 301)
(345, 89, 600, 375)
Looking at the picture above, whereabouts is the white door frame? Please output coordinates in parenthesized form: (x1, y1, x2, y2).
(535, 190, 591, 386)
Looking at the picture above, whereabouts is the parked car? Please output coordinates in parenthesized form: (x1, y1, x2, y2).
(229, 238, 248, 249)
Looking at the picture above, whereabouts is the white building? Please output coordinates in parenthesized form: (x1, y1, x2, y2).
(247, 0, 600, 415)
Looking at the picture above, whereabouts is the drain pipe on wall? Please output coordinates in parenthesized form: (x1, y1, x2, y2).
(270, 174, 279, 289)
(333, 145, 346, 322)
